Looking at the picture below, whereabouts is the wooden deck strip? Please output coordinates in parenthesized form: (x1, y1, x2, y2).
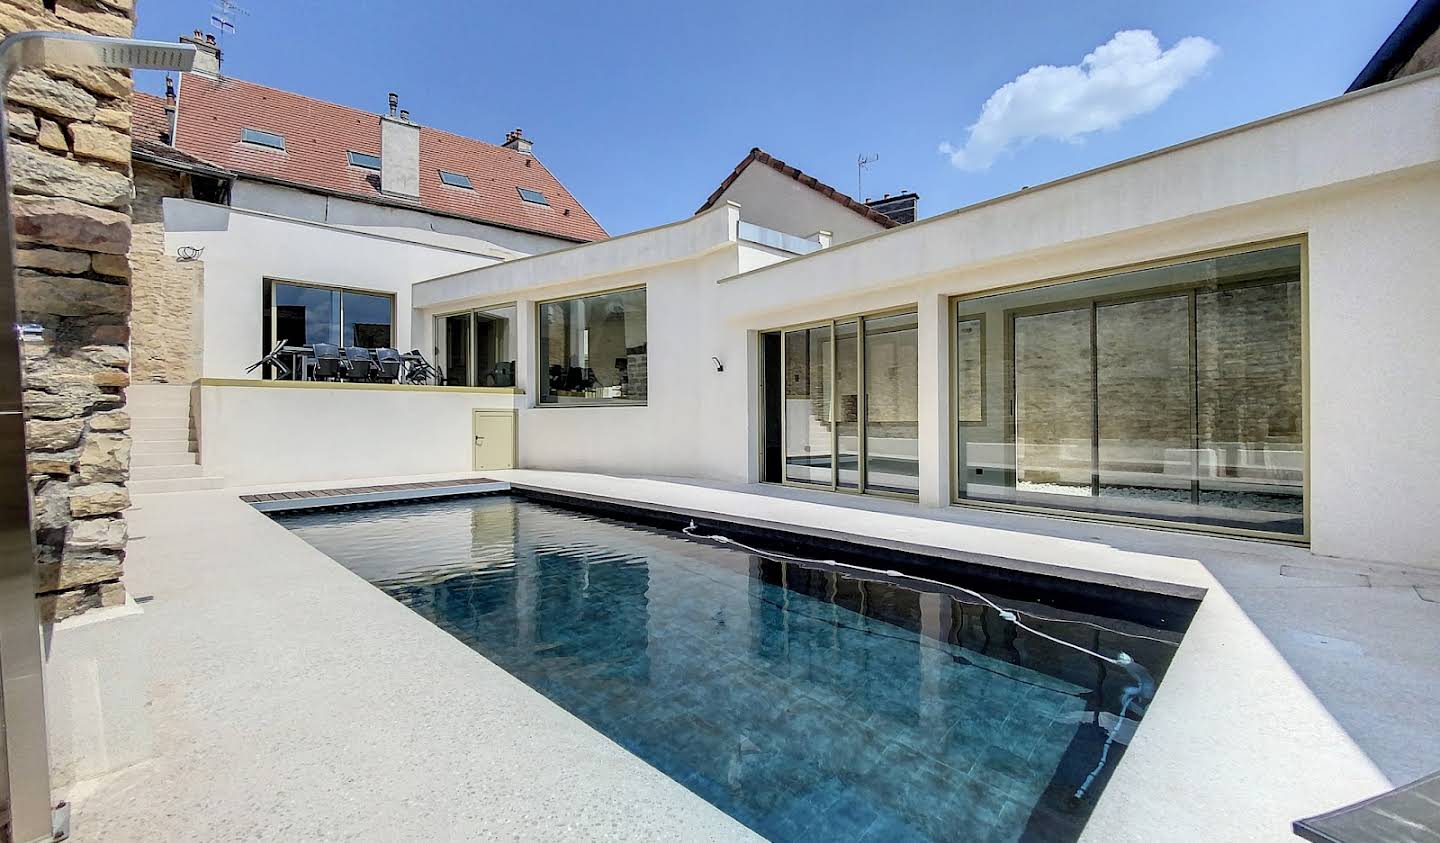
(243, 477, 502, 508)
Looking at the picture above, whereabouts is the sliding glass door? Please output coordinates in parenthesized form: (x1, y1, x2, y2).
(955, 241, 1304, 536)
(767, 308, 919, 497)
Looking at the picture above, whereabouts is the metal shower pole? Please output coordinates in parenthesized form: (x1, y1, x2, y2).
(0, 32, 194, 843)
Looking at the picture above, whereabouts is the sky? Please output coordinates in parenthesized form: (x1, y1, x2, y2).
(134, 0, 1414, 236)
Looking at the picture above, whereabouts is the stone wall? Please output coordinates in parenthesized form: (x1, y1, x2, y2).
(131, 162, 201, 382)
(2, 0, 136, 621)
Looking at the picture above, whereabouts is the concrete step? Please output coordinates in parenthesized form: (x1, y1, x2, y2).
(129, 476, 225, 495)
(132, 464, 205, 481)
(131, 451, 198, 468)
(127, 386, 192, 416)
(130, 415, 190, 432)
(132, 440, 196, 456)
(131, 427, 195, 444)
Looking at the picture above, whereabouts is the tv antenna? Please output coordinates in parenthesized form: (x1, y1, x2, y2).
(857, 153, 879, 200)
(209, 0, 249, 52)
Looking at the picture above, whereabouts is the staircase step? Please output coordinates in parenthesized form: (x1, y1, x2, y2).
(130, 476, 225, 494)
(130, 415, 190, 432)
(132, 440, 196, 455)
(131, 452, 198, 468)
(131, 427, 195, 444)
(132, 464, 205, 481)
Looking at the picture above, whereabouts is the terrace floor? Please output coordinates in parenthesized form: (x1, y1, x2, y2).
(57, 469, 1438, 842)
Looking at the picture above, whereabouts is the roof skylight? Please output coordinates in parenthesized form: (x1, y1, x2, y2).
(347, 151, 381, 170)
(241, 128, 286, 150)
(517, 187, 549, 205)
(439, 170, 473, 189)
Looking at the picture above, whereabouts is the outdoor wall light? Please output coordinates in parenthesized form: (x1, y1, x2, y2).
(711, 356, 724, 372)
(0, 31, 196, 843)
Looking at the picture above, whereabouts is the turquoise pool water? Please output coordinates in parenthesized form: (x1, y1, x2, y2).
(276, 495, 1181, 842)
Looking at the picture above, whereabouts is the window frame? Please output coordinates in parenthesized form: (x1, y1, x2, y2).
(347, 150, 381, 170)
(432, 301, 519, 389)
(534, 284, 648, 408)
(439, 170, 473, 189)
(241, 128, 286, 150)
(758, 304, 921, 501)
(947, 234, 1310, 543)
(517, 186, 549, 205)
(262, 278, 397, 379)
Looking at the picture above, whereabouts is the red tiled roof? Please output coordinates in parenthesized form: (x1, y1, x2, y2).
(145, 76, 606, 243)
(133, 90, 169, 144)
(696, 148, 899, 229)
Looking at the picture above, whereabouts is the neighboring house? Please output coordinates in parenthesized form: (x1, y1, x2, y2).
(127, 33, 605, 387)
(697, 147, 904, 246)
(1348, 0, 1440, 90)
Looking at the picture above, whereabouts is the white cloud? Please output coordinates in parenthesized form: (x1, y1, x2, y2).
(940, 30, 1218, 171)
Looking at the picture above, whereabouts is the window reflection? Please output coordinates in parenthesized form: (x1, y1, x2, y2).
(538, 288, 647, 404)
(956, 243, 1304, 535)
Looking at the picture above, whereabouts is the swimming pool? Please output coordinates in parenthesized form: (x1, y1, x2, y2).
(275, 494, 1186, 842)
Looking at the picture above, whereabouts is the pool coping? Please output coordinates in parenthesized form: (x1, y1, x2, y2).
(105, 469, 1399, 842)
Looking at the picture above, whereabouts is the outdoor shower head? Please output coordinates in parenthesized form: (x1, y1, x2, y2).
(0, 31, 196, 79)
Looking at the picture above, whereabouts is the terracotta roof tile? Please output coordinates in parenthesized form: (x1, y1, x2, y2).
(697, 148, 899, 229)
(152, 76, 605, 243)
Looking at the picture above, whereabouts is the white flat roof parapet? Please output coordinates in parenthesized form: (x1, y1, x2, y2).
(719, 68, 1440, 299)
(413, 202, 741, 309)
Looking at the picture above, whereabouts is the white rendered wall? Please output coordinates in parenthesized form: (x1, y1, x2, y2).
(164, 199, 500, 378)
(198, 384, 519, 486)
(710, 162, 888, 245)
(393, 73, 1440, 567)
(230, 181, 581, 258)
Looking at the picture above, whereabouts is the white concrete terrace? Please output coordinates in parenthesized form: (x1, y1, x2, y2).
(57, 470, 1438, 842)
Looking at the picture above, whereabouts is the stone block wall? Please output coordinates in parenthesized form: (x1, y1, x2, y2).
(2, 0, 136, 621)
(131, 161, 202, 383)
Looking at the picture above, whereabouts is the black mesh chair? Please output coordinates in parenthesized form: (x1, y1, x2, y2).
(342, 346, 376, 381)
(245, 340, 292, 379)
(401, 350, 439, 385)
(312, 343, 343, 381)
(374, 348, 403, 382)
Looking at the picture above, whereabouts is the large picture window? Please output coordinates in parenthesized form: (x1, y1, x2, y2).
(761, 308, 919, 497)
(263, 280, 395, 379)
(434, 304, 517, 387)
(954, 242, 1304, 536)
(538, 287, 647, 404)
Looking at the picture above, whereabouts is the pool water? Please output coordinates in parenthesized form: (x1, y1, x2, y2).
(276, 496, 1182, 842)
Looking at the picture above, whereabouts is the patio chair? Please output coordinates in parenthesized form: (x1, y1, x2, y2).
(311, 343, 343, 381)
(342, 346, 376, 382)
(374, 348, 403, 382)
(401, 350, 439, 385)
(244, 340, 292, 379)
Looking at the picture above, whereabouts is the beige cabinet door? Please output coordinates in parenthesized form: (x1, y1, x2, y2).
(473, 410, 515, 471)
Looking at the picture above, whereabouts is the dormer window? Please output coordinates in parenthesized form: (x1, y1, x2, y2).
(517, 187, 548, 205)
(241, 128, 285, 150)
(347, 151, 381, 170)
(439, 170, 473, 189)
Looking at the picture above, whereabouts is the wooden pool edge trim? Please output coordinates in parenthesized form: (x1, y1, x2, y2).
(245, 481, 511, 513)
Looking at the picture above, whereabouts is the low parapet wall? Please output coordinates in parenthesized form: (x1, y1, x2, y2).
(197, 379, 521, 487)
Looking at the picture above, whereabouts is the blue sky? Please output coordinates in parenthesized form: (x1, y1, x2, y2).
(135, 0, 1412, 235)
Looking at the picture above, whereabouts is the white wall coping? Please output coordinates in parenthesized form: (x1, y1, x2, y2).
(163, 197, 513, 261)
(718, 67, 1440, 296)
(412, 202, 742, 309)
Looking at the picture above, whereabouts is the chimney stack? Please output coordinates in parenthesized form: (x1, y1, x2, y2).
(502, 127, 533, 155)
(864, 191, 919, 225)
(162, 75, 178, 145)
(379, 93, 420, 199)
(179, 29, 222, 76)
